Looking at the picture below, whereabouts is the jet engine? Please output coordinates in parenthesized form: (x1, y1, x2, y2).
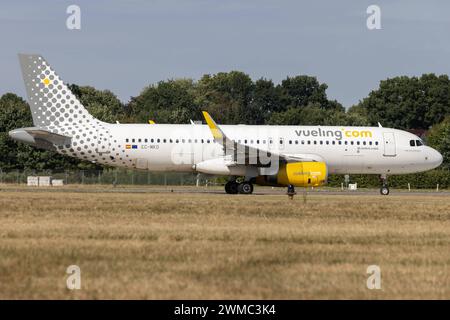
(255, 161, 328, 187)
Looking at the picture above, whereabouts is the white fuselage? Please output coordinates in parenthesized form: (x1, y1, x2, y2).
(88, 124, 443, 175)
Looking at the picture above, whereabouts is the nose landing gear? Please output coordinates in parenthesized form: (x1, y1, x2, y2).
(379, 175, 390, 195)
(380, 185, 389, 195)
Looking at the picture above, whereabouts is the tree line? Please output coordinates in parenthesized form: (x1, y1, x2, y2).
(1, 72, 449, 172)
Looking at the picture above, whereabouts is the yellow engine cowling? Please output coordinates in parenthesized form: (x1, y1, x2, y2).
(256, 161, 328, 187)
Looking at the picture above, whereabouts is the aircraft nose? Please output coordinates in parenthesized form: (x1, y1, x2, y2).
(434, 149, 443, 167)
(428, 147, 443, 168)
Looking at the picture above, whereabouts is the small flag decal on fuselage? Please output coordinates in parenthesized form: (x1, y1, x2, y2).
(125, 144, 138, 149)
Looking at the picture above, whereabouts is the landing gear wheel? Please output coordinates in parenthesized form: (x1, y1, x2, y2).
(379, 174, 389, 196)
(238, 182, 253, 194)
(380, 185, 389, 195)
(225, 181, 239, 194)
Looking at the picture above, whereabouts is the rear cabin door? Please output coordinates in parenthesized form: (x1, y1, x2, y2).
(383, 132, 396, 157)
(97, 127, 110, 154)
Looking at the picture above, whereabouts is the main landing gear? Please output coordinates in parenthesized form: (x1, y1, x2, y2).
(225, 180, 253, 194)
(379, 175, 390, 195)
(287, 184, 296, 200)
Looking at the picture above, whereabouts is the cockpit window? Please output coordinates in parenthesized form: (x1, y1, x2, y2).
(416, 140, 423, 146)
(410, 140, 415, 147)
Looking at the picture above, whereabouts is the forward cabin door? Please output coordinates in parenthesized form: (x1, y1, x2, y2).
(382, 132, 396, 157)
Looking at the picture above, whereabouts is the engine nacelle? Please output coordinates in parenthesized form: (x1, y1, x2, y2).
(194, 158, 247, 176)
(255, 161, 328, 187)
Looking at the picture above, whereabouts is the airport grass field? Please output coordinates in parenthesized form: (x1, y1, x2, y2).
(0, 185, 449, 299)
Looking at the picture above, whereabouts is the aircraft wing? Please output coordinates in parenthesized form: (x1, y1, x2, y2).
(202, 111, 321, 165)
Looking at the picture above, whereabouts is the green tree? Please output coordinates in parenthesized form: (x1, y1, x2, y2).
(69, 84, 126, 123)
(195, 71, 254, 124)
(427, 116, 450, 168)
(345, 104, 370, 126)
(280, 76, 341, 111)
(127, 79, 199, 124)
(268, 103, 349, 126)
(356, 74, 450, 129)
(0, 93, 82, 171)
(245, 78, 282, 124)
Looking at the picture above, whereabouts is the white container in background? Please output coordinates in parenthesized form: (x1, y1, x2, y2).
(27, 176, 39, 186)
(52, 179, 64, 186)
(38, 176, 51, 187)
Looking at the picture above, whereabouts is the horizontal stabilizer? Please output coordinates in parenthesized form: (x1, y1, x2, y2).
(9, 127, 72, 147)
(25, 128, 72, 145)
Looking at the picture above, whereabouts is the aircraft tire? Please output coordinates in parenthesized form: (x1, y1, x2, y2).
(238, 182, 253, 194)
(225, 181, 239, 194)
(380, 186, 390, 195)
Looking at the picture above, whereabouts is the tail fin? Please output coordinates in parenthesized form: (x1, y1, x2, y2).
(18, 54, 100, 130)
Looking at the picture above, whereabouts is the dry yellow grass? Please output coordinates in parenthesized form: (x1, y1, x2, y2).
(0, 185, 449, 299)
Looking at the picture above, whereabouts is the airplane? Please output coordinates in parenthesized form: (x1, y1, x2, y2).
(9, 54, 443, 195)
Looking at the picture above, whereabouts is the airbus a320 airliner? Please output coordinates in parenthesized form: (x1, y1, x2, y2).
(9, 54, 443, 195)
